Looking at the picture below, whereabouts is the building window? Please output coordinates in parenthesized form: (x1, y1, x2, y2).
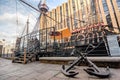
(50, 12, 52, 27)
(110, 0, 119, 28)
(72, 0, 77, 28)
(91, 0, 99, 23)
(103, 3, 109, 15)
(102, 0, 113, 29)
(98, 0, 103, 22)
(54, 9, 57, 30)
(66, 3, 70, 29)
(60, 6, 62, 29)
(117, 0, 120, 10)
(117, 36, 120, 47)
(80, 0, 85, 26)
(91, 0, 96, 15)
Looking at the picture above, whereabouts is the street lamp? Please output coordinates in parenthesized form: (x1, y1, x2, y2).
(2, 39, 5, 57)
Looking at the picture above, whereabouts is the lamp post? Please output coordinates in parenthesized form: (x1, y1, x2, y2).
(2, 39, 5, 58)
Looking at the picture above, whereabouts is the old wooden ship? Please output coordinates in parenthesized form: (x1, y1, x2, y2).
(12, 0, 120, 63)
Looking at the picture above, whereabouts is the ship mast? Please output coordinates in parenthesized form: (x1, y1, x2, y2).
(18, 0, 60, 52)
(26, 17, 29, 50)
(38, 0, 49, 51)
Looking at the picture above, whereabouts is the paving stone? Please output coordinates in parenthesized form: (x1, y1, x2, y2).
(50, 77, 68, 80)
(35, 70, 59, 80)
(17, 72, 41, 80)
(0, 58, 120, 80)
(0, 74, 11, 80)
(4, 76, 19, 80)
(55, 73, 69, 79)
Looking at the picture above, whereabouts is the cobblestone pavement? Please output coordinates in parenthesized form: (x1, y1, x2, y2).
(0, 58, 120, 80)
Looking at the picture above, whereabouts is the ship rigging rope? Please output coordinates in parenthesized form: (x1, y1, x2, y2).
(15, 0, 19, 37)
(49, 7, 101, 25)
(16, 0, 100, 30)
(16, 0, 42, 37)
(17, 0, 38, 21)
(32, 15, 41, 33)
(49, 12, 85, 23)
(21, 24, 27, 36)
(17, 0, 101, 35)
(49, 12, 102, 28)
(17, 0, 67, 27)
(44, 14, 62, 25)
(85, 41, 103, 54)
(76, 40, 105, 56)
(42, 12, 86, 29)
(15, 0, 18, 26)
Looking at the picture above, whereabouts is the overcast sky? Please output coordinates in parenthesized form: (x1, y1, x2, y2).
(0, 0, 67, 45)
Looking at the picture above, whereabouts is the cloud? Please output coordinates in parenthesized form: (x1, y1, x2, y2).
(0, 0, 68, 44)
(0, 12, 36, 30)
(47, 0, 68, 10)
(0, 13, 25, 26)
(0, 31, 17, 44)
(0, 12, 36, 44)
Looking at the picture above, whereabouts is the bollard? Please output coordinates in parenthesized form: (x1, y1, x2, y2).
(12, 52, 15, 61)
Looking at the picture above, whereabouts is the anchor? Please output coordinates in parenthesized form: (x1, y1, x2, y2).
(61, 42, 110, 78)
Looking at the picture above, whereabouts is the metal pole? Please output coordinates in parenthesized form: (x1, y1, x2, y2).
(24, 48, 26, 64)
(27, 18, 29, 52)
(53, 27, 56, 54)
(45, 14, 47, 52)
(39, 14, 42, 53)
(53, 27, 55, 46)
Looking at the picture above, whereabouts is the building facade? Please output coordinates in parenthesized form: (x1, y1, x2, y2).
(0, 40, 15, 57)
(40, 0, 120, 33)
(0, 41, 3, 57)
